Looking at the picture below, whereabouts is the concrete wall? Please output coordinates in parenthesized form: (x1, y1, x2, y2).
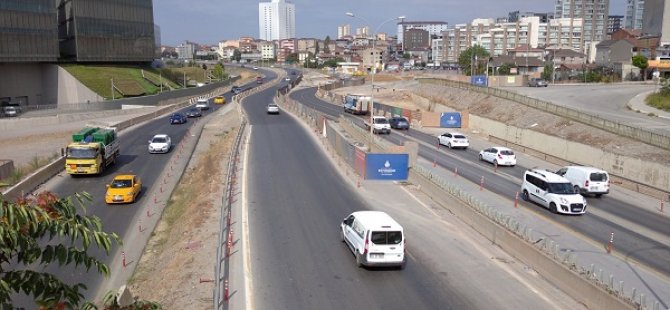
(0, 63, 59, 106)
(469, 114, 670, 194)
(57, 66, 104, 105)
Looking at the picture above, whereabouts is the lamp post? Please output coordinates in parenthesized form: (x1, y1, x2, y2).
(346, 12, 405, 137)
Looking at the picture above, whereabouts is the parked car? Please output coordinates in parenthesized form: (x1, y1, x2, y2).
(479, 146, 516, 166)
(521, 169, 586, 215)
(555, 166, 610, 197)
(148, 134, 172, 154)
(437, 132, 469, 149)
(389, 116, 410, 130)
(105, 174, 142, 204)
(267, 103, 280, 114)
(528, 78, 548, 87)
(340, 211, 405, 268)
(169, 113, 187, 124)
(186, 108, 202, 118)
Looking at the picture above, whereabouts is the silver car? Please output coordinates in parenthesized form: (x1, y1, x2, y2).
(528, 78, 548, 87)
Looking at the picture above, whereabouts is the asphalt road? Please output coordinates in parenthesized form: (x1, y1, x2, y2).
(243, 73, 585, 309)
(289, 87, 670, 278)
(502, 84, 670, 134)
(9, 75, 267, 308)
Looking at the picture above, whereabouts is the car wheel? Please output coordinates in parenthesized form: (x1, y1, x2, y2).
(573, 185, 581, 195)
(340, 229, 345, 242)
(478, 154, 483, 161)
(493, 159, 498, 166)
(355, 252, 363, 267)
(437, 139, 441, 146)
(550, 202, 558, 214)
(522, 190, 530, 201)
(447, 142, 452, 149)
(595, 194, 603, 198)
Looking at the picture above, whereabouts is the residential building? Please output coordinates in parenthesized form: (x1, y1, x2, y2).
(432, 38, 444, 63)
(442, 17, 583, 64)
(508, 11, 554, 23)
(358, 47, 386, 70)
(176, 41, 196, 60)
(403, 29, 430, 50)
(625, 0, 645, 30)
(58, 0, 155, 62)
(397, 21, 448, 44)
(279, 38, 296, 54)
(259, 41, 276, 60)
(608, 15, 624, 35)
(338, 24, 351, 39)
(554, 0, 609, 57)
(239, 37, 256, 53)
(0, 0, 59, 62)
(297, 38, 318, 54)
(642, 0, 670, 44)
(355, 26, 369, 38)
(258, 0, 295, 41)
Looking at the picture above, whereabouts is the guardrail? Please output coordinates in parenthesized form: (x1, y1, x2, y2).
(416, 77, 670, 151)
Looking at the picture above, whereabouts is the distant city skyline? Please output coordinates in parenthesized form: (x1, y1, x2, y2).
(154, 0, 626, 46)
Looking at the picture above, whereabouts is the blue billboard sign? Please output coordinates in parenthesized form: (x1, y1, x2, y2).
(470, 75, 488, 87)
(440, 112, 462, 128)
(365, 153, 409, 180)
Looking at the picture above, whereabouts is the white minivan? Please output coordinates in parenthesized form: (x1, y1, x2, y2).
(556, 166, 610, 197)
(340, 211, 405, 268)
(521, 169, 587, 215)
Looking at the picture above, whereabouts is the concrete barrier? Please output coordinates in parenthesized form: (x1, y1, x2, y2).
(2, 157, 65, 201)
(408, 169, 634, 310)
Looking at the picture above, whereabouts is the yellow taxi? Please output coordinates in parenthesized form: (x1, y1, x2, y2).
(105, 174, 142, 204)
(214, 96, 225, 104)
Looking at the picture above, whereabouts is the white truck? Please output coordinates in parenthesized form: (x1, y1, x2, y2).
(364, 116, 391, 135)
(343, 94, 370, 115)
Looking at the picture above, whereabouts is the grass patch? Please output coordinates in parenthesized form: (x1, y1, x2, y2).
(645, 92, 670, 112)
(0, 153, 60, 186)
(61, 64, 183, 99)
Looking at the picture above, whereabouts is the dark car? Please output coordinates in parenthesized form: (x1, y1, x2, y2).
(528, 78, 548, 87)
(389, 116, 410, 130)
(169, 113, 187, 124)
(291, 71, 297, 75)
(231, 86, 242, 94)
(186, 108, 202, 118)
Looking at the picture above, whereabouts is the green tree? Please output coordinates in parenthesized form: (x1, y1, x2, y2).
(497, 63, 512, 75)
(632, 54, 649, 80)
(285, 53, 299, 64)
(458, 45, 490, 76)
(0, 192, 121, 309)
(232, 49, 242, 62)
(541, 63, 554, 81)
(212, 63, 227, 80)
(402, 52, 410, 59)
(323, 36, 331, 53)
(322, 57, 345, 68)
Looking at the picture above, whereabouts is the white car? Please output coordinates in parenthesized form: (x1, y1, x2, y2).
(438, 132, 469, 149)
(521, 169, 587, 215)
(195, 99, 210, 110)
(285, 77, 291, 81)
(148, 134, 172, 154)
(479, 146, 516, 166)
(267, 103, 279, 114)
(253, 66, 259, 70)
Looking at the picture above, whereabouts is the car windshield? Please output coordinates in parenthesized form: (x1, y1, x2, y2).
(268, 104, 277, 108)
(189, 109, 199, 113)
(374, 118, 388, 124)
(454, 135, 466, 139)
(547, 182, 575, 194)
(500, 150, 514, 155)
(111, 179, 132, 188)
(67, 147, 97, 159)
(590, 172, 608, 181)
(152, 137, 167, 143)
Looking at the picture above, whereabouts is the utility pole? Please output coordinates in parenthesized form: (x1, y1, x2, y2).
(111, 78, 114, 100)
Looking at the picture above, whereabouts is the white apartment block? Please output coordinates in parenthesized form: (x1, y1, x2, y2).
(338, 24, 351, 39)
(259, 41, 276, 60)
(355, 26, 369, 38)
(397, 21, 448, 44)
(442, 17, 583, 63)
(554, 0, 608, 56)
(258, 0, 295, 41)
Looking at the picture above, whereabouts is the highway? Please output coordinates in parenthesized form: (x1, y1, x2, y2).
(289, 87, 670, 278)
(242, 72, 585, 309)
(10, 76, 269, 308)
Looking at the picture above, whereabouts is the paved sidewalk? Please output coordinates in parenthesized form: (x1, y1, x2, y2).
(627, 89, 670, 120)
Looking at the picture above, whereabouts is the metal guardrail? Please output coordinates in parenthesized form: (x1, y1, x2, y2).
(416, 77, 670, 151)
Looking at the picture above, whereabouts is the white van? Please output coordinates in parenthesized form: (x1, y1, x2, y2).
(195, 98, 210, 110)
(340, 211, 405, 268)
(521, 169, 587, 215)
(556, 166, 609, 197)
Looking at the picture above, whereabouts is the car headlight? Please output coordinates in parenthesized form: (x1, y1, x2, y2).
(559, 197, 569, 204)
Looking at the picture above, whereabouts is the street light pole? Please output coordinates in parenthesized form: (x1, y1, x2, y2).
(346, 12, 405, 138)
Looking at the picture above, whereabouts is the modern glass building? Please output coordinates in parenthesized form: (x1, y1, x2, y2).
(0, 0, 59, 62)
(58, 0, 155, 62)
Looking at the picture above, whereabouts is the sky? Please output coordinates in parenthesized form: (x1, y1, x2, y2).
(154, 0, 627, 46)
